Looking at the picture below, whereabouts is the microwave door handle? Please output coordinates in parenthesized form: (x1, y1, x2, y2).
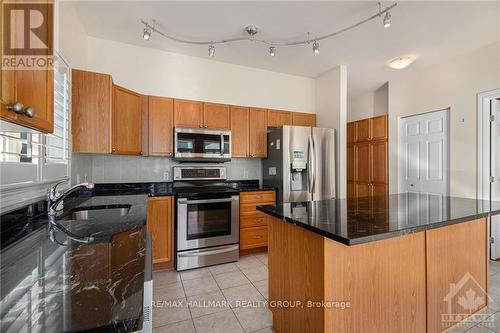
(220, 133, 224, 155)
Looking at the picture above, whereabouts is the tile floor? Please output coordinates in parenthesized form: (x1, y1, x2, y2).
(152, 254, 500, 333)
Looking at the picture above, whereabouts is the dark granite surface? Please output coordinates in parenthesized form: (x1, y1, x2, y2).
(257, 193, 500, 245)
(1, 191, 148, 332)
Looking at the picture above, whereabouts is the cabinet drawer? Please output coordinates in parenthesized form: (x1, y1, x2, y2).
(240, 214, 268, 228)
(241, 202, 275, 215)
(240, 191, 276, 204)
(240, 226, 268, 250)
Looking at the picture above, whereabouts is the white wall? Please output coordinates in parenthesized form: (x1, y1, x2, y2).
(56, 1, 88, 68)
(388, 41, 500, 197)
(348, 82, 388, 122)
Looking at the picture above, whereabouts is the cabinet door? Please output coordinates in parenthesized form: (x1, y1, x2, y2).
(231, 106, 249, 157)
(148, 96, 173, 156)
(347, 182, 355, 198)
(347, 122, 355, 144)
(174, 99, 203, 128)
(292, 112, 316, 127)
(267, 109, 292, 128)
(355, 142, 370, 183)
(347, 144, 355, 182)
(249, 108, 268, 157)
(370, 141, 388, 184)
(355, 183, 370, 198)
(72, 69, 112, 153)
(147, 196, 173, 270)
(203, 102, 230, 129)
(112, 85, 142, 155)
(355, 119, 370, 142)
(371, 115, 388, 140)
(370, 184, 387, 197)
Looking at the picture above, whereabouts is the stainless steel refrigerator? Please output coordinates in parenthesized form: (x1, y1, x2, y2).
(263, 125, 336, 203)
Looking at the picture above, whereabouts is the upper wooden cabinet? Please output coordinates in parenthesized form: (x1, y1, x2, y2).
(72, 69, 113, 153)
(355, 119, 370, 142)
(145, 96, 174, 156)
(112, 85, 142, 155)
(349, 114, 388, 143)
(371, 115, 388, 140)
(203, 102, 230, 129)
(173, 99, 203, 128)
(0, 2, 54, 133)
(292, 112, 316, 127)
(249, 108, 268, 158)
(267, 109, 292, 128)
(231, 106, 249, 157)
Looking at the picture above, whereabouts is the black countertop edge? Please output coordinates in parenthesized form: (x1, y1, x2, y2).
(257, 205, 494, 246)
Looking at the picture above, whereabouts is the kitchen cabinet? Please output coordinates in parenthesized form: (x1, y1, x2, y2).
(173, 99, 203, 128)
(249, 108, 268, 158)
(355, 118, 370, 142)
(371, 115, 388, 140)
(231, 106, 249, 157)
(203, 102, 230, 129)
(147, 196, 174, 271)
(240, 191, 276, 251)
(72, 69, 113, 153)
(267, 109, 292, 128)
(292, 112, 316, 127)
(145, 96, 174, 156)
(0, 2, 54, 133)
(112, 85, 142, 155)
(347, 122, 355, 144)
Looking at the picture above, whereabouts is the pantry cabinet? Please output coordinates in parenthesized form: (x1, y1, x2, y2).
(147, 196, 174, 271)
(112, 85, 142, 155)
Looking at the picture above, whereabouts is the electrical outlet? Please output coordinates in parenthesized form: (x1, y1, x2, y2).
(163, 171, 169, 181)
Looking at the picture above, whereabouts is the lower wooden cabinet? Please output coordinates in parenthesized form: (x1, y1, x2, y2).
(147, 196, 173, 271)
(239, 191, 276, 251)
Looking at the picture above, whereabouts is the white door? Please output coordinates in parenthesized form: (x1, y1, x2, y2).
(490, 99, 500, 259)
(399, 109, 449, 223)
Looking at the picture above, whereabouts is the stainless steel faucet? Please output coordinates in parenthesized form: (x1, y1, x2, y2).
(48, 181, 95, 244)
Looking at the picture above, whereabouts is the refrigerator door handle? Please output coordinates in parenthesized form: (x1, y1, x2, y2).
(311, 133, 317, 195)
(307, 134, 313, 194)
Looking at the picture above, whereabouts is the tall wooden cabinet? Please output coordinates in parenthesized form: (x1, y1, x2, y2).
(347, 115, 388, 199)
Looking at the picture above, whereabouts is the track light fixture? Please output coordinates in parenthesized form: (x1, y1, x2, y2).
(140, 2, 396, 57)
(269, 46, 276, 57)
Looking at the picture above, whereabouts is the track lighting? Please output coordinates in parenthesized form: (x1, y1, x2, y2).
(208, 44, 215, 57)
(383, 11, 391, 28)
(143, 27, 152, 40)
(269, 46, 276, 57)
(312, 41, 319, 54)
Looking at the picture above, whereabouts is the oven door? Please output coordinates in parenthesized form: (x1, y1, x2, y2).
(174, 128, 231, 161)
(177, 196, 239, 251)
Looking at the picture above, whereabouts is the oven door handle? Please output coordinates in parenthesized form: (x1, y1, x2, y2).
(178, 245, 239, 257)
(178, 197, 237, 205)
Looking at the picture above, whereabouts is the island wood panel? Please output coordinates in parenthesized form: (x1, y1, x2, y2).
(147, 96, 174, 156)
(203, 102, 230, 129)
(112, 85, 142, 155)
(292, 112, 316, 127)
(267, 109, 292, 128)
(231, 106, 249, 157)
(324, 232, 427, 333)
(147, 196, 174, 271)
(72, 69, 112, 153)
(426, 218, 487, 333)
(174, 99, 203, 128)
(249, 108, 268, 157)
(268, 217, 325, 333)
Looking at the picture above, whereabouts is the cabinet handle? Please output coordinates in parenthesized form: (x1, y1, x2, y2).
(112, 148, 116, 152)
(6, 101, 35, 118)
(256, 218, 263, 222)
(253, 235, 262, 239)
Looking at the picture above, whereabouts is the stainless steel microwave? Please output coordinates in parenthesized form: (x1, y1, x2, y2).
(174, 128, 231, 162)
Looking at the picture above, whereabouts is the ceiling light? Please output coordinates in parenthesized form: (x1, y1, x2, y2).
(383, 11, 391, 28)
(269, 46, 276, 57)
(143, 27, 152, 40)
(312, 41, 319, 54)
(208, 44, 215, 57)
(387, 56, 415, 69)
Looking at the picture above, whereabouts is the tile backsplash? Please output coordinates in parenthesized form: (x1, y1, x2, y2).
(71, 153, 263, 184)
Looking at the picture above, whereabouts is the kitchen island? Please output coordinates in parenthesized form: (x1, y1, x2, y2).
(257, 194, 500, 333)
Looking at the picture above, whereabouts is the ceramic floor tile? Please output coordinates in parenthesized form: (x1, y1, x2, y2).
(253, 279, 269, 299)
(152, 298, 190, 328)
(489, 261, 500, 276)
(214, 270, 251, 289)
(154, 319, 196, 333)
(187, 290, 229, 318)
(153, 281, 185, 301)
(209, 262, 239, 275)
(193, 309, 245, 333)
(254, 253, 268, 266)
(221, 283, 265, 308)
(241, 266, 268, 283)
(465, 325, 496, 333)
(153, 270, 181, 287)
(236, 255, 264, 270)
(180, 267, 212, 281)
(233, 306, 273, 333)
(182, 275, 220, 297)
(250, 328, 273, 333)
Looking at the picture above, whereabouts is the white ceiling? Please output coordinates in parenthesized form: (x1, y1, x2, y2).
(71, 1, 500, 98)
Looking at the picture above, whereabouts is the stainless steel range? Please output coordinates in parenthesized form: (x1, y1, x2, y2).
(174, 166, 239, 271)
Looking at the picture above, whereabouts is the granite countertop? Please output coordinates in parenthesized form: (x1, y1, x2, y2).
(257, 193, 500, 245)
(1, 192, 149, 332)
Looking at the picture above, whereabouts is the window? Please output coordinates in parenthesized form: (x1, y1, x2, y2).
(0, 53, 71, 209)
